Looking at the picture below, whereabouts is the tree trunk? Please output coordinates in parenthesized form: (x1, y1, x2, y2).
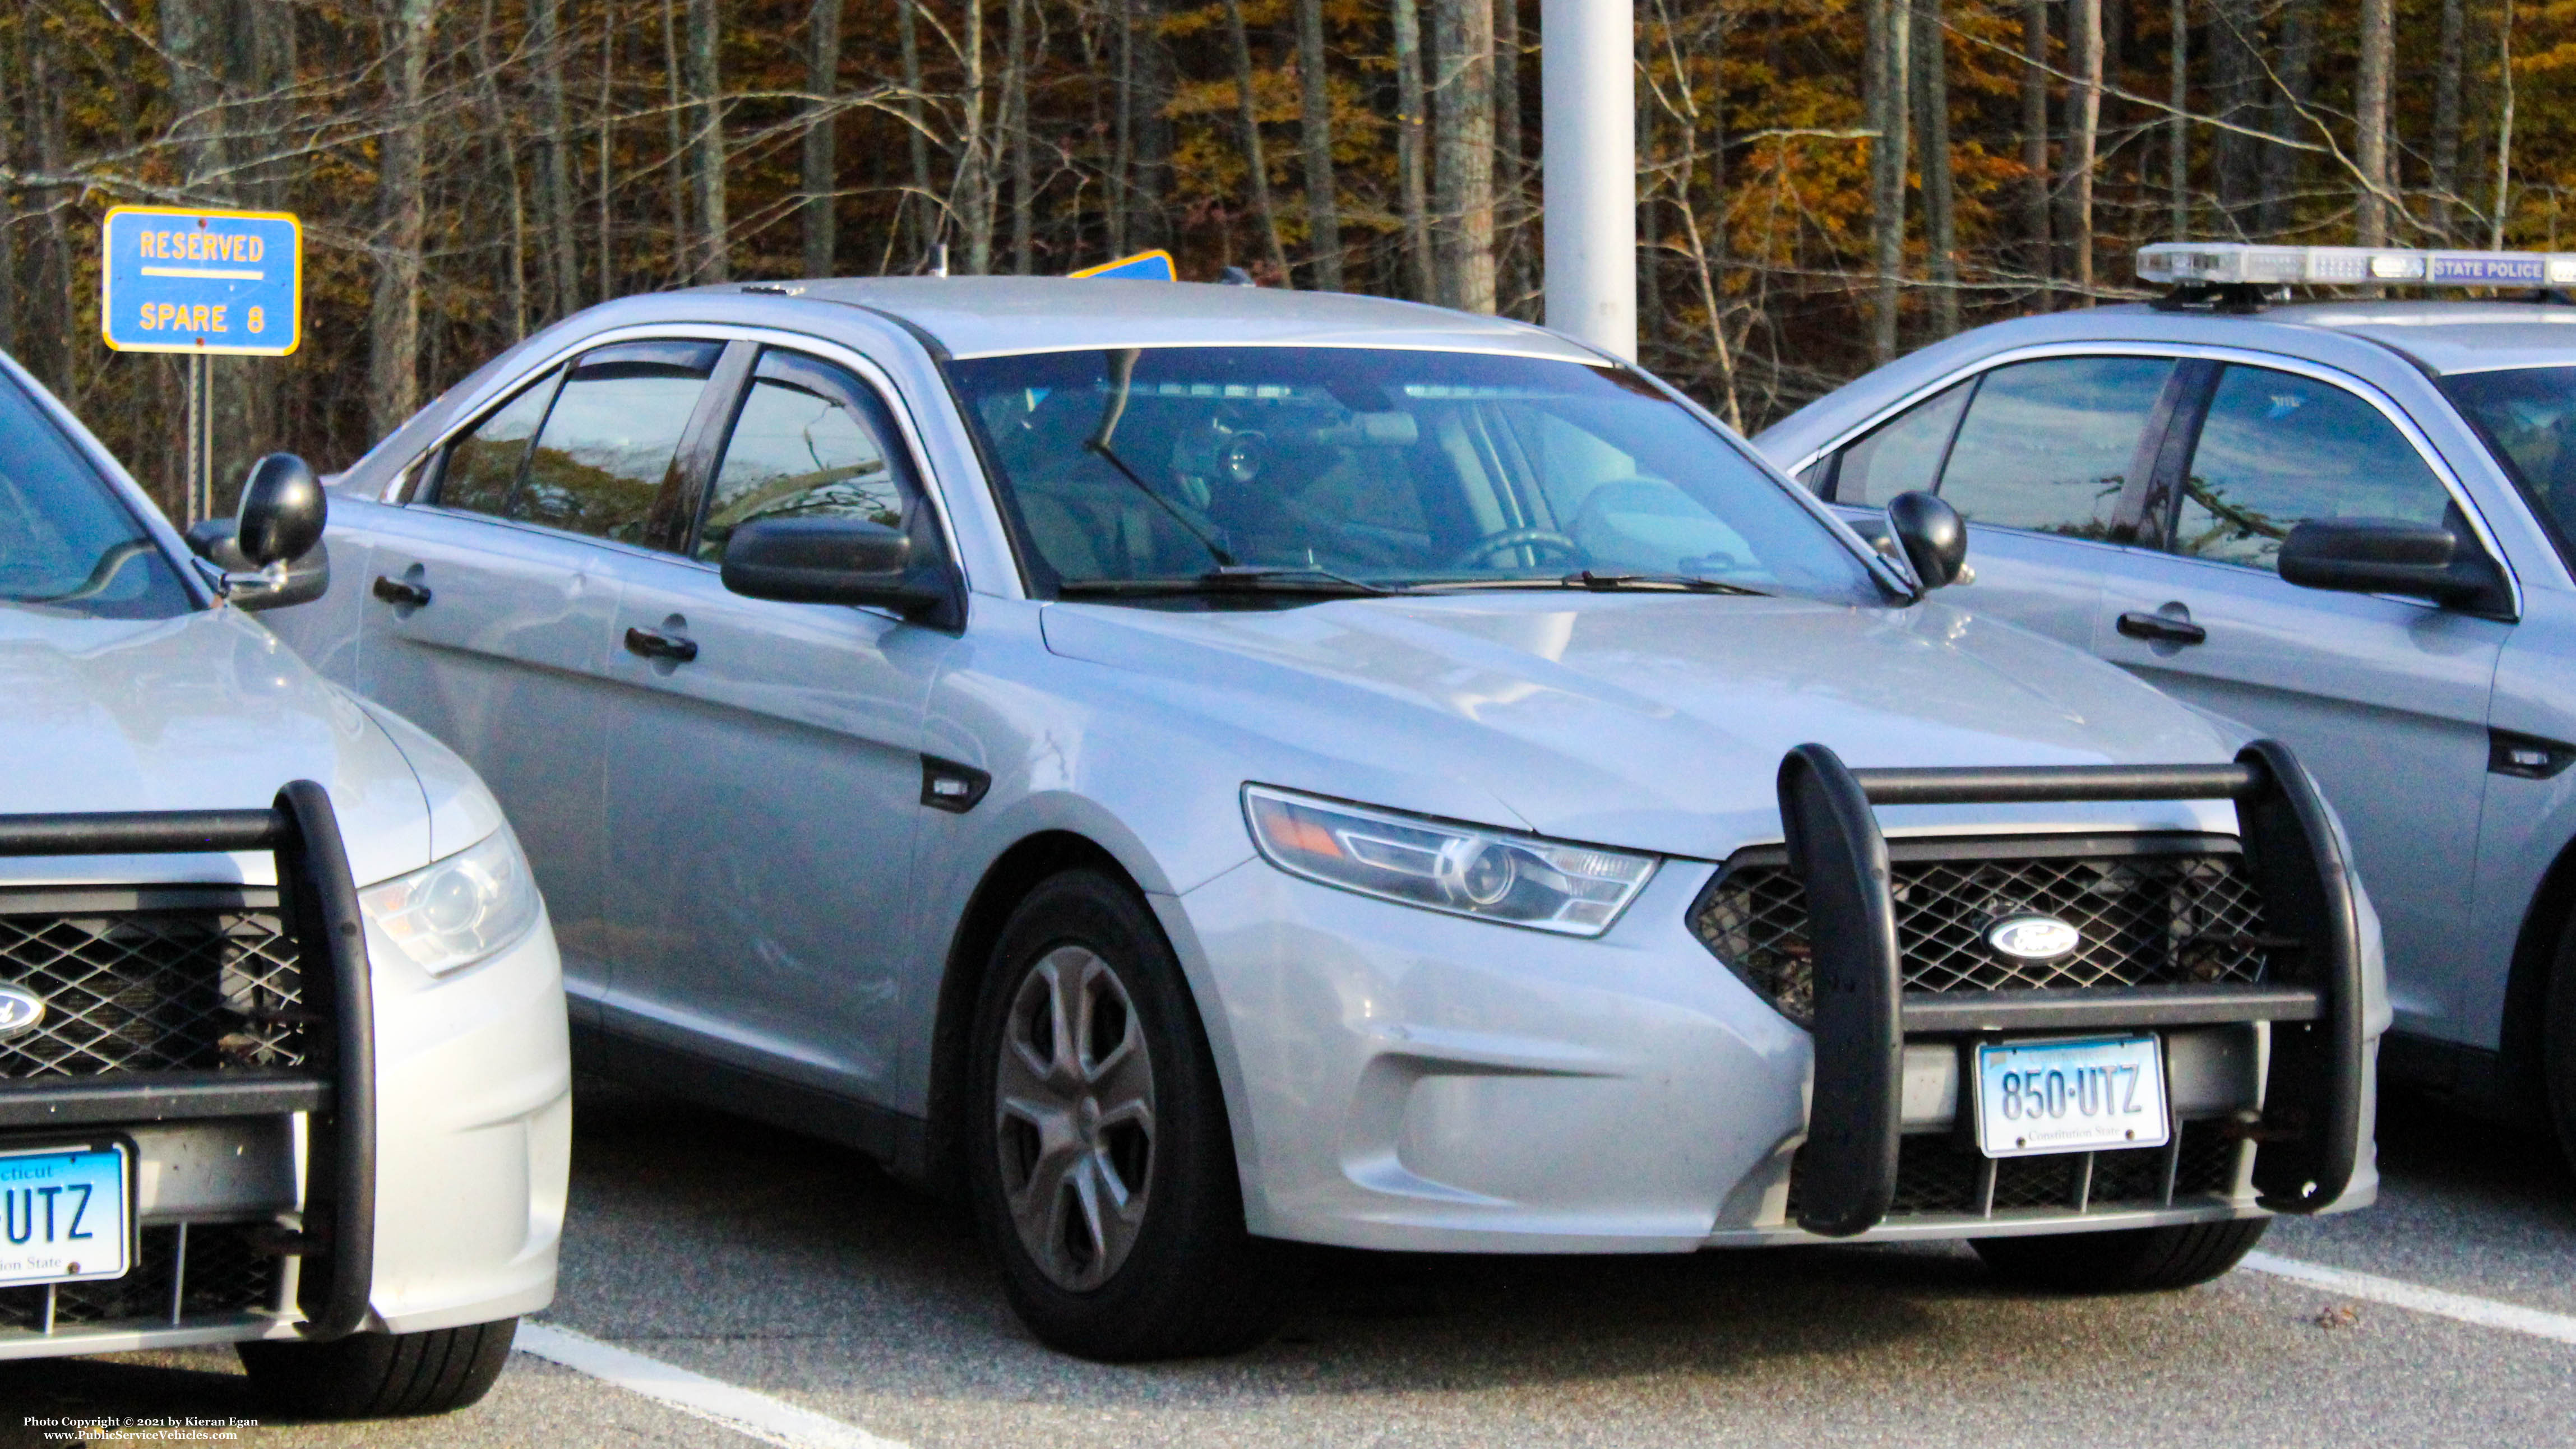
(686, 0, 730, 280)
(2431, 0, 2465, 238)
(600, 0, 617, 301)
(2259, 0, 2316, 237)
(900, 0, 935, 261)
(1432, 0, 1495, 311)
(959, 0, 990, 273)
(1913, 0, 1956, 337)
(2356, 0, 2393, 244)
(2209, 0, 2259, 220)
(1492, 0, 1528, 316)
(2067, 0, 2099, 298)
(1119, 0, 1174, 252)
(2019, 0, 2052, 302)
(804, 0, 842, 277)
(2492, 0, 2515, 250)
(1393, 0, 1432, 301)
(1867, 0, 1909, 362)
(535, 0, 579, 314)
(2168, 0, 2187, 239)
(22, 28, 76, 404)
(1223, 0, 1292, 284)
(369, 0, 442, 439)
(1008, 0, 1033, 274)
(662, 0, 692, 279)
(1297, 0, 1342, 290)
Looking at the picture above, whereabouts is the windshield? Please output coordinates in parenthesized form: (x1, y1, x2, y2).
(2443, 365, 2576, 558)
(0, 371, 191, 618)
(950, 347, 1884, 604)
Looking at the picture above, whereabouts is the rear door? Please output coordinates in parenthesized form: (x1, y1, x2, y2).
(1815, 353, 2181, 651)
(591, 341, 961, 1105)
(352, 338, 725, 1016)
(2092, 359, 2509, 1036)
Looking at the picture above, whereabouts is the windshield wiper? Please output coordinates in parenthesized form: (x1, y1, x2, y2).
(1058, 566, 1405, 599)
(1086, 347, 1238, 567)
(1562, 569, 1765, 595)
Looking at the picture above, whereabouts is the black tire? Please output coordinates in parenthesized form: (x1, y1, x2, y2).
(965, 869, 1299, 1360)
(236, 1318, 516, 1420)
(1972, 1219, 2269, 1293)
(2546, 913, 2576, 1174)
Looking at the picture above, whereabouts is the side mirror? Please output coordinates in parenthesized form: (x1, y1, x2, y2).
(184, 454, 331, 611)
(720, 515, 956, 623)
(1885, 489, 1968, 591)
(2278, 516, 2510, 613)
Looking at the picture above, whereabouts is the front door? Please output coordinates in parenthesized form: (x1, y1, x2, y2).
(2091, 360, 2509, 1037)
(594, 343, 959, 1103)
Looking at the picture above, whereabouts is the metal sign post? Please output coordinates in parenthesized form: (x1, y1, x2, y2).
(99, 206, 303, 525)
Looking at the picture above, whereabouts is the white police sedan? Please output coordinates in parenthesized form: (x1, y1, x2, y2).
(1759, 242, 2576, 1182)
(268, 276, 2382, 1359)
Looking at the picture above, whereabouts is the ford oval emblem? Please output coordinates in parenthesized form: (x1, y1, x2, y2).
(0, 985, 44, 1039)
(1986, 914, 2081, 962)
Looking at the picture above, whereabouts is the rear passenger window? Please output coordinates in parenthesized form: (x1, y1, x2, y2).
(435, 370, 561, 517)
(515, 341, 722, 543)
(1936, 355, 2175, 538)
(696, 350, 917, 564)
(2172, 366, 2453, 572)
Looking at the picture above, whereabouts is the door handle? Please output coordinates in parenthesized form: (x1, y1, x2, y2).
(371, 575, 432, 608)
(2115, 610, 2207, 645)
(623, 626, 699, 664)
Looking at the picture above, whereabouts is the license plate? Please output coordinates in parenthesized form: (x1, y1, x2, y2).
(1974, 1035, 2170, 1158)
(0, 1144, 132, 1288)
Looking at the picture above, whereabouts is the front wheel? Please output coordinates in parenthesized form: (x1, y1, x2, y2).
(1972, 1219, 2268, 1293)
(236, 1318, 516, 1419)
(965, 870, 1298, 1360)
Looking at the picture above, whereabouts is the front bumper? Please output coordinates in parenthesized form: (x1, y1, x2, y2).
(1168, 742, 2380, 1254)
(0, 789, 567, 1360)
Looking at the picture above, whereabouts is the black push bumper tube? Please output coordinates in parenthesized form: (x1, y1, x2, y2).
(0, 783, 377, 1339)
(1777, 742, 2366, 1238)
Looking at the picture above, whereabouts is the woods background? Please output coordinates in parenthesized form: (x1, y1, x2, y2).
(0, 0, 2564, 513)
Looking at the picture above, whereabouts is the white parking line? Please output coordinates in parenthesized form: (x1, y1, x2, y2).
(2241, 1252, 2576, 1346)
(515, 1322, 910, 1449)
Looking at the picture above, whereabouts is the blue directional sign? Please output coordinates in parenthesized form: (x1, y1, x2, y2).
(1069, 249, 1177, 282)
(101, 207, 302, 357)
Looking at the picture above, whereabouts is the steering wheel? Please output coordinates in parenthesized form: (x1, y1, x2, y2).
(1445, 527, 1583, 571)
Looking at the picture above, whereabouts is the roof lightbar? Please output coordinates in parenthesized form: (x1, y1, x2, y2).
(2138, 241, 2576, 289)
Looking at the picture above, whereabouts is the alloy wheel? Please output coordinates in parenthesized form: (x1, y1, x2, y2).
(993, 945, 1157, 1291)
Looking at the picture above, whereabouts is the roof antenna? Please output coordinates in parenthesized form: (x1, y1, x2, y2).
(928, 242, 949, 279)
(1218, 265, 1255, 286)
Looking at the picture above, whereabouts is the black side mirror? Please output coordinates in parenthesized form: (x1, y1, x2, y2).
(183, 453, 331, 610)
(1885, 490, 1968, 591)
(2278, 516, 2510, 614)
(720, 515, 957, 625)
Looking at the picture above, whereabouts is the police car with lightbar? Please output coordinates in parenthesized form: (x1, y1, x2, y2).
(1759, 242, 2576, 1172)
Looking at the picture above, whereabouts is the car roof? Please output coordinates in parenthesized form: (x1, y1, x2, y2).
(2244, 299, 2576, 375)
(693, 276, 1607, 363)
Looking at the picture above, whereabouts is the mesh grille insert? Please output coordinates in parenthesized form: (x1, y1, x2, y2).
(1694, 849, 2275, 1024)
(0, 905, 308, 1079)
(0, 1223, 282, 1332)
(1784, 1118, 2244, 1223)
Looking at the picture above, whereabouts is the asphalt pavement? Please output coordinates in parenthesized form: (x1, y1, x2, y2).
(7, 1081, 2572, 1448)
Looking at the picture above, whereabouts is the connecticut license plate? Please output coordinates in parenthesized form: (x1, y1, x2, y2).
(0, 1143, 132, 1288)
(1974, 1035, 2170, 1159)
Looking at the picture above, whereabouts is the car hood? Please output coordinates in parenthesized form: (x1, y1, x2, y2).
(1040, 592, 2242, 859)
(0, 606, 433, 887)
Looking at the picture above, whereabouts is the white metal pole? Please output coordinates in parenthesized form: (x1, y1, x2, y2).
(1542, 0, 1636, 360)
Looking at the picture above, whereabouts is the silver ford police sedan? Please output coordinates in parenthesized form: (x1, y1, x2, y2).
(268, 278, 2383, 1360)
(1758, 243, 2576, 1183)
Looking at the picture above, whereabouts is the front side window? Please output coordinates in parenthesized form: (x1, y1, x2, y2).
(434, 369, 560, 517)
(1830, 378, 1970, 504)
(947, 347, 1881, 605)
(696, 350, 915, 563)
(2440, 364, 2576, 559)
(2173, 366, 2452, 572)
(1934, 355, 2175, 538)
(0, 372, 190, 618)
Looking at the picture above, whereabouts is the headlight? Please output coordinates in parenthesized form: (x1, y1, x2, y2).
(358, 826, 542, 976)
(1243, 785, 1657, 936)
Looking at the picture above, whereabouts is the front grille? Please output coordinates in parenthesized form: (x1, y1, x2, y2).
(0, 1222, 283, 1333)
(0, 899, 308, 1080)
(1692, 846, 2276, 1024)
(1787, 1118, 2244, 1221)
